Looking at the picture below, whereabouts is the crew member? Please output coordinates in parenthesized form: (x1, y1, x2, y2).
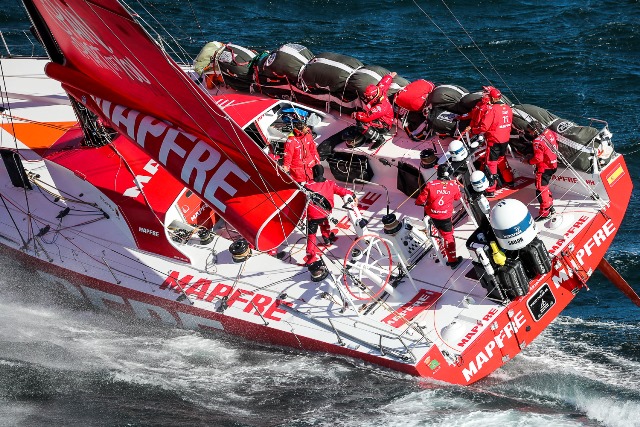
(465, 86, 514, 195)
(416, 163, 463, 269)
(467, 170, 491, 230)
(282, 119, 320, 183)
(304, 164, 355, 265)
(527, 120, 558, 221)
(350, 72, 397, 150)
(456, 88, 490, 126)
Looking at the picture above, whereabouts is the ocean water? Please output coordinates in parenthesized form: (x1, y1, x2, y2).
(1, 1, 639, 426)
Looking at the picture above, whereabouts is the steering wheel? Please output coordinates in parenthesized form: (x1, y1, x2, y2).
(342, 234, 393, 301)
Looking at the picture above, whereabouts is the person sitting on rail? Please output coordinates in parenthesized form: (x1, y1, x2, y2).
(350, 72, 397, 150)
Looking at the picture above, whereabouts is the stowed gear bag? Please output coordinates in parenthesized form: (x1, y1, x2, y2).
(512, 104, 558, 131)
(342, 64, 408, 102)
(427, 84, 468, 109)
(194, 41, 225, 76)
(327, 151, 373, 183)
(548, 118, 609, 172)
(427, 106, 459, 135)
(452, 92, 483, 115)
(299, 52, 364, 95)
(216, 43, 257, 91)
(395, 79, 435, 112)
(255, 43, 314, 86)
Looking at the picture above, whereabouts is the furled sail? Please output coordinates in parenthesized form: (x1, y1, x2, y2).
(24, 0, 307, 251)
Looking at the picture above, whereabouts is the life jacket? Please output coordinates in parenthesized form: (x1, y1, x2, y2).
(304, 179, 353, 220)
(415, 179, 462, 220)
(529, 129, 558, 172)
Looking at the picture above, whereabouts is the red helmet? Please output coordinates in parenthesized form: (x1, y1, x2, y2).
(483, 86, 501, 99)
(363, 84, 380, 102)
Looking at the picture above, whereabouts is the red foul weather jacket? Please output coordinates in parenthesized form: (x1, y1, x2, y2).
(283, 131, 320, 182)
(305, 180, 353, 220)
(471, 102, 513, 146)
(354, 74, 395, 129)
(529, 129, 558, 172)
(415, 179, 462, 220)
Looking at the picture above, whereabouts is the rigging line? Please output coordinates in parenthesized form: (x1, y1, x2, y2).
(0, 58, 33, 227)
(0, 112, 75, 131)
(436, 0, 524, 106)
(0, 193, 28, 248)
(411, 0, 493, 86)
(85, 4, 305, 226)
(123, 0, 193, 64)
(185, 0, 204, 39)
(132, 0, 198, 50)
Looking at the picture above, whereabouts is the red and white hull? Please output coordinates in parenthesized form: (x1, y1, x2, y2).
(0, 56, 632, 385)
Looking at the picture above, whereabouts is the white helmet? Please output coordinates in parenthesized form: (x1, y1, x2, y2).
(470, 170, 489, 192)
(449, 139, 468, 162)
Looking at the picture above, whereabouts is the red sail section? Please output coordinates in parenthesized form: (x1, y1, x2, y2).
(28, 0, 306, 250)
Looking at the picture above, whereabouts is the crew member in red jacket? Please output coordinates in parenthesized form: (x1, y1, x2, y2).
(303, 164, 354, 265)
(415, 164, 463, 269)
(350, 72, 397, 150)
(527, 120, 558, 221)
(465, 86, 514, 194)
(282, 120, 320, 183)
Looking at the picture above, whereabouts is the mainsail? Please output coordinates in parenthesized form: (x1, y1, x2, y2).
(24, 0, 307, 250)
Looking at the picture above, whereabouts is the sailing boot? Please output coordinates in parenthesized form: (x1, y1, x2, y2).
(322, 232, 337, 246)
(370, 133, 387, 150)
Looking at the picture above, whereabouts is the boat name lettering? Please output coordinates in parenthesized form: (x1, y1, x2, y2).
(463, 310, 526, 382)
(551, 175, 596, 186)
(40, 0, 150, 84)
(456, 308, 499, 348)
(161, 271, 291, 321)
(139, 227, 160, 237)
(95, 98, 250, 213)
(547, 218, 616, 290)
(573, 219, 616, 266)
(549, 215, 589, 254)
(36, 270, 224, 332)
(123, 159, 159, 198)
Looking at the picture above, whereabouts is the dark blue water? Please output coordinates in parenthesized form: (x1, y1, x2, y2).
(1, 1, 639, 426)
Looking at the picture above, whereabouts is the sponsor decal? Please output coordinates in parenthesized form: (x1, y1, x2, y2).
(382, 289, 441, 328)
(161, 271, 291, 321)
(123, 159, 159, 198)
(40, 0, 150, 84)
(555, 120, 574, 134)
(428, 358, 440, 370)
(138, 227, 160, 237)
(462, 310, 526, 382)
(552, 175, 596, 185)
(527, 284, 556, 321)
(549, 215, 589, 254)
(606, 164, 624, 187)
(456, 308, 500, 348)
(36, 270, 223, 331)
(95, 98, 250, 214)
